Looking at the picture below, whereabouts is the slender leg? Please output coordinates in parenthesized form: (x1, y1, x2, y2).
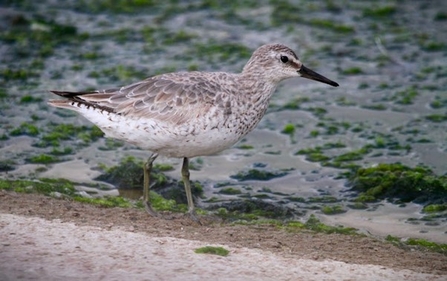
(181, 157, 200, 223)
(143, 153, 158, 216)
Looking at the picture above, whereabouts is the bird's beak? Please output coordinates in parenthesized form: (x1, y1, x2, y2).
(298, 65, 339, 87)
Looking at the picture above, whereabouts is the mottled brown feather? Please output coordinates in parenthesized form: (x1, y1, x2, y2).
(58, 72, 233, 125)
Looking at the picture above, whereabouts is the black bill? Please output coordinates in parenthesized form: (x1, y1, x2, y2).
(299, 65, 339, 87)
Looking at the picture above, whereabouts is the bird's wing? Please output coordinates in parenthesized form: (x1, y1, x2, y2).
(53, 72, 231, 125)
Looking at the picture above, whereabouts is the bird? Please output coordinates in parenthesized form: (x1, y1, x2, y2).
(48, 43, 339, 222)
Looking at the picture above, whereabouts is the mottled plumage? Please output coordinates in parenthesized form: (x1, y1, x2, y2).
(49, 43, 339, 221)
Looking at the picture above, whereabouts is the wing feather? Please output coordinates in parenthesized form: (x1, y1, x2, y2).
(71, 72, 233, 124)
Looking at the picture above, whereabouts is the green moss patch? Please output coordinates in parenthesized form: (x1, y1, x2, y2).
(386, 235, 447, 255)
(20, 95, 43, 103)
(280, 97, 309, 110)
(346, 163, 447, 204)
(237, 144, 254, 150)
(390, 88, 419, 105)
(342, 67, 363, 75)
(286, 215, 358, 235)
(10, 123, 40, 137)
(188, 42, 252, 65)
(27, 154, 60, 164)
(74, 196, 132, 208)
(219, 187, 242, 195)
(194, 246, 229, 256)
(37, 124, 104, 147)
(230, 169, 288, 181)
(0, 178, 76, 196)
(423, 204, 447, 213)
(281, 123, 295, 135)
(425, 114, 447, 123)
(321, 205, 346, 215)
(210, 199, 296, 221)
(307, 19, 354, 33)
(363, 5, 396, 18)
(0, 160, 16, 172)
(0, 14, 82, 62)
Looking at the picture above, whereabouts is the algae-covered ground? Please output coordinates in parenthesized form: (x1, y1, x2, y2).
(1, 0, 446, 245)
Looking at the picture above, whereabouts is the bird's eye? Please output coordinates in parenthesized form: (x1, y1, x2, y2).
(280, 55, 289, 63)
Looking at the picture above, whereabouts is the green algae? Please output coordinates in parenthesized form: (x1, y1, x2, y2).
(308, 196, 338, 203)
(386, 235, 447, 255)
(335, 96, 356, 106)
(153, 163, 174, 172)
(96, 156, 151, 190)
(72, 0, 162, 14)
(391, 87, 419, 105)
(237, 144, 254, 150)
(50, 147, 74, 156)
(230, 169, 288, 181)
(423, 204, 447, 213)
(188, 42, 252, 65)
(37, 124, 104, 147)
(332, 147, 370, 162)
(425, 114, 447, 123)
(0, 14, 81, 61)
(270, 1, 354, 33)
(435, 12, 447, 21)
(0, 178, 77, 196)
(19, 95, 43, 103)
(280, 97, 310, 110)
(98, 139, 125, 151)
(89, 65, 147, 84)
(301, 215, 358, 235)
(361, 104, 387, 111)
(309, 130, 319, 137)
(307, 19, 354, 33)
(0, 68, 38, 82)
(195, 246, 229, 256)
(219, 187, 242, 195)
(295, 147, 329, 162)
(342, 67, 363, 75)
(362, 5, 396, 18)
(270, 0, 302, 26)
(28, 154, 60, 164)
(281, 123, 295, 135)
(429, 98, 447, 109)
(321, 205, 346, 215)
(75, 196, 132, 208)
(211, 198, 296, 221)
(10, 123, 40, 137)
(0, 160, 16, 172)
(346, 163, 447, 204)
(322, 141, 346, 149)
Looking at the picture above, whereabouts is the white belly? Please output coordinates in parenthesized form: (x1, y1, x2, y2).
(79, 106, 252, 158)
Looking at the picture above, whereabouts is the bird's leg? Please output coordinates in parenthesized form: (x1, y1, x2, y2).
(143, 153, 158, 217)
(181, 157, 201, 223)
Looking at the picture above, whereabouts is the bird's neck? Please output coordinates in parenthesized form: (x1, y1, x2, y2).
(237, 71, 278, 95)
(234, 73, 278, 110)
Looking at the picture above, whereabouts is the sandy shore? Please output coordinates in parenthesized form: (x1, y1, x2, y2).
(1, 213, 444, 281)
(1, 191, 446, 281)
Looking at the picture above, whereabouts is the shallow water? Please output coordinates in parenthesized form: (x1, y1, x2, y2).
(1, 1, 446, 242)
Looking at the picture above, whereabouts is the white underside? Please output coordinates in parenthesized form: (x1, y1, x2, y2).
(76, 104, 247, 158)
